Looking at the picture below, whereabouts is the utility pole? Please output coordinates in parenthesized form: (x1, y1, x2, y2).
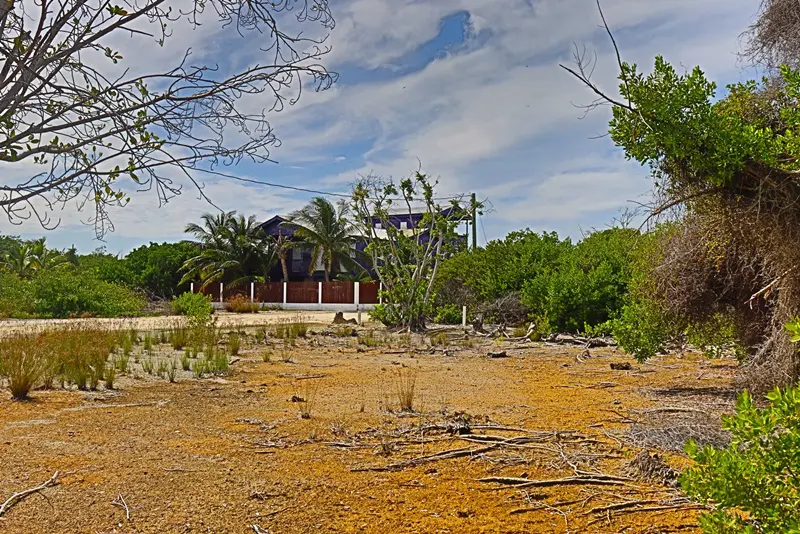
(471, 192, 477, 250)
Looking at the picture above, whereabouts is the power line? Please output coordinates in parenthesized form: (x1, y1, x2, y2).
(192, 167, 352, 198)
(191, 166, 468, 202)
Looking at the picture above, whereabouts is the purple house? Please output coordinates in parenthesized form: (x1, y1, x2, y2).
(260, 207, 469, 281)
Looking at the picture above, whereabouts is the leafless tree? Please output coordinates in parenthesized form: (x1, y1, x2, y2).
(744, 0, 800, 70)
(0, 0, 336, 236)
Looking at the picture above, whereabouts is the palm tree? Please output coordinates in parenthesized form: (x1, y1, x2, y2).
(1, 241, 35, 278)
(28, 238, 68, 272)
(180, 211, 276, 289)
(1, 238, 66, 278)
(281, 197, 365, 282)
(274, 233, 293, 282)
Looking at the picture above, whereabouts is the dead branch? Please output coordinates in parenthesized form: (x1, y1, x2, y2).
(479, 475, 635, 489)
(0, 471, 60, 518)
(111, 493, 131, 521)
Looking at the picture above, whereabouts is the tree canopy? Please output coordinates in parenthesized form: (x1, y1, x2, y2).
(0, 0, 336, 236)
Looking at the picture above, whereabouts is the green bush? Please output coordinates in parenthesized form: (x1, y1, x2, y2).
(681, 385, 800, 533)
(0, 272, 35, 318)
(125, 242, 196, 298)
(611, 297, 671, 362)
(433, 304, 463, 325)
(31, 269, 144, 318)
(171, 291, 213, 318)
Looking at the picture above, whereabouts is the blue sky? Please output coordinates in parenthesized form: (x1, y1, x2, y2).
(1, 0, 760, 254)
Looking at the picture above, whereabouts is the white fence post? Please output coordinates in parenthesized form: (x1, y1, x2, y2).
(318, 281, 323, 305)
(462, 305, 467, 328)
(283, 281, 287, 305)
(354, 282, 360, 306)
(219, 282, 223, 303)
(250, 282, 254, 303)
(379, 282, 383, 304)
(190, 282, 194, 294)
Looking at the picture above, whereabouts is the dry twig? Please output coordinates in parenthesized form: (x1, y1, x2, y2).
(0, 471, 60, 518)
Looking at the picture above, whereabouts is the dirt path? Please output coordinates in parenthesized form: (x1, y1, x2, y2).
(0, 310, 341, 337)
(0, 333, 736, 533)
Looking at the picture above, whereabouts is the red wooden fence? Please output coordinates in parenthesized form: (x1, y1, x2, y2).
(254, 282, 282, 303)
(321, 282, 354, 304)
(192, 281, 379, 305)
(360, 282, 380, 304)
(286, 281, 318, 304)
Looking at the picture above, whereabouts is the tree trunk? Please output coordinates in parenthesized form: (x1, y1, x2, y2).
(280, 254, 289, 282)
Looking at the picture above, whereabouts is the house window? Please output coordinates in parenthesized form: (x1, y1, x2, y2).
(375, 222, 382, 229)
(400, 221, 408, 230)
(292, 247, 303, 260)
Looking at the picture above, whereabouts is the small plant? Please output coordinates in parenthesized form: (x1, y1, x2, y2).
(121, 335, 133, 356)
(170, 326, 188, 350)
(172, 291, 213, 317)
(192, 359, 207, 378)
(159, 330, 169, 345)
(212, 351, 230, 375)
(429, 332, 448, 346)
(358, 330, 380, 348)
(280, 344, 293, 363)
(293, 382, 318, 419)
(681, 385, 800, 533)
(225, 294, 260, 313)
(104, 364, 116, 390)
(228, 332, 241, 356)
(129, 328, 139, 345)
(181, 353, 191, 371)
(141, 358, 155, 375)
(157, 359, 168, 378)
(167, 365, 177, 383)
(394, 367, 417, 412)
(433, 304, 462, 325)
(116, 353, 130, 373)
(143, 334, 154, 355)
(0, 335, 48, 400)
(261, 350, 272, 363)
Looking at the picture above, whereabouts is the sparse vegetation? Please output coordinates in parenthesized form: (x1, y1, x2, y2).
(225, 294, 260, 313)
(228, 332, 241, 356)
(393, 367, 417, 412)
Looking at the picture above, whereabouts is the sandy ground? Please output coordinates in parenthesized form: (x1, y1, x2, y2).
(0, 311, 341, 337)
(0, 327, 737, 534)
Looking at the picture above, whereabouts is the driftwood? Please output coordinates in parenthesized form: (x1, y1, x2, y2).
(0, 471, 60, 518)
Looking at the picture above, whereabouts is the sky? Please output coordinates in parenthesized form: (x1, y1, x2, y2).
(2, 0, 760, 254)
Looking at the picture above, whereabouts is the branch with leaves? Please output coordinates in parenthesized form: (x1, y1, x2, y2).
(0, 0, 336, 236)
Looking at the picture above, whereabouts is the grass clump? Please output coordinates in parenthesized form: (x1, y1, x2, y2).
(170, 326, 188, 350)
(116, 353, 130, 373)
(225, 294, 260, 313)
(394, 367, 417, 412)
(0, 334, 49, 400)
(0, 327, 117, 398)
(358, 330, 381, 347)
(104, 365, 116, 390)
(429, 332, 448, 346)
(181, 353, 191, 371)
(228, 332, 241, 356)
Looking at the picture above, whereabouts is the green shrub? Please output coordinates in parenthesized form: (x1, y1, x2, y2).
(171, 291, 213, 317)
(433, 304, 462, 325)
(0, 272, 35, 318)
(681, 385, 800, 533)
(611, 298, 671, 362)
(32, 269, 144, 318)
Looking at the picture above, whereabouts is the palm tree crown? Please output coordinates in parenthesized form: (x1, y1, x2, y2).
(180, 211, 275, 289)
(281, 197, 365, 282)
